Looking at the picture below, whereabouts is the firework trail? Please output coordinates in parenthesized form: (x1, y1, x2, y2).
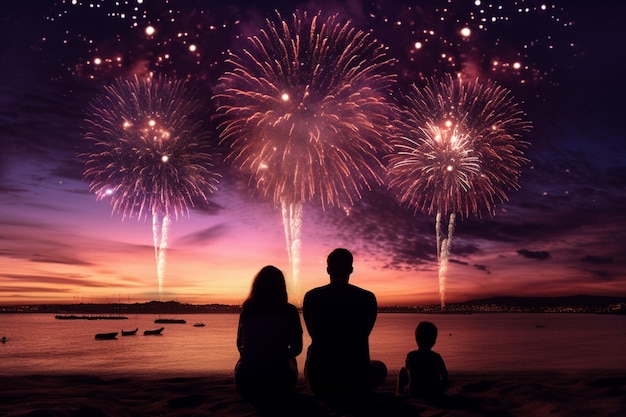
(388, 74, 530, 308)
(281, 201, 303, 296)
(82, 74, 220, 298)
(214, 10, 396, 301)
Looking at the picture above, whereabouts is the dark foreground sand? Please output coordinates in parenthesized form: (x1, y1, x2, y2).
(1, 371, 624, 417)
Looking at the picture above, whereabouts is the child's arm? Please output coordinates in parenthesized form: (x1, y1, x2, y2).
(439, 355, 450, 390)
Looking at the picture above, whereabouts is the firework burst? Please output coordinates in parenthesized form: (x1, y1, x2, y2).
(214, 10, 396, 300)
(82, 73, 220, 297)
(388, 74, 530, 308)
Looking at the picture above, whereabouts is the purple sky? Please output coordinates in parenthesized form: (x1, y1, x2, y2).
(0, 0, 624, 306)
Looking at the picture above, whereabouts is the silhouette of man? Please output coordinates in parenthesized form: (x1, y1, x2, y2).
(303, 248, 387, 399)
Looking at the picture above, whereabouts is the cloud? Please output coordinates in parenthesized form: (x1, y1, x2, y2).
(50, 159, 86, 183)
(191, 198, 224, 215)
(28, 255, 93, 266)
(2, 273, 111, 288)
(0, 286, 70, 294)
(517, 249, 551, 260)
(175, 224, 230, 246)
(586, 269, 614, 282)
(581, 255, 614, 265)
(0, 227, 94, 267)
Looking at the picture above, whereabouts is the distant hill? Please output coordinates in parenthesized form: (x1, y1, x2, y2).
(462, 295, 626, 308)
(0, 301, 242, 315)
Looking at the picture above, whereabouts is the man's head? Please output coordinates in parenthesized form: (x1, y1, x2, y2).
(327, 248, 353, 283)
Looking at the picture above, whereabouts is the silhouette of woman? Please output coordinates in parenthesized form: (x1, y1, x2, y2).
(234, 265, 303, 400)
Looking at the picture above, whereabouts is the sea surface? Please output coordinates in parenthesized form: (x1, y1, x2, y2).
(1, 313, 624, 377)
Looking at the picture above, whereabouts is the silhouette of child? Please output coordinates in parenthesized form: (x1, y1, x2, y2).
(397, 321, 449, 400)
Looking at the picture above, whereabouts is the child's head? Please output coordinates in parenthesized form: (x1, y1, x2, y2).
(415, 321, 438, 349)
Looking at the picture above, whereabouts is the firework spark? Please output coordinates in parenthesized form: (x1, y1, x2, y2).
(388, 74, 530, 308)
(42, 0, 246, 84)
(82, 73, 220, 298)
(214, 10, 396, 301)
(369, 0, 577, 88)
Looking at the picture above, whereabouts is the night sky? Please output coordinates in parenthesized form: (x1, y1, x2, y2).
(1, 0, 624, 307)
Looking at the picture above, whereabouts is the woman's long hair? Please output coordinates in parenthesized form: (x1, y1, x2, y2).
(244, 265, 288, 307)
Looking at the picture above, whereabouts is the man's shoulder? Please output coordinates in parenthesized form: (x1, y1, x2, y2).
(349, 283, 375, 295)
(305, 283, 373, 295)
(304, 283, 330, 295)
(343, 284, 376, 304)
(303, 284, 330, 303)
(303, 283, 376, 308)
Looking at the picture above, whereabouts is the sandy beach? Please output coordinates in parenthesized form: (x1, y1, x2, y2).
(1, 371, 624, 417)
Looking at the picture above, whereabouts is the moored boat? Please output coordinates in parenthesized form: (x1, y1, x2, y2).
(95, 332, 118, 340)
(121, 328, 138, 336)
(56, 314, 128, 320)
(143, 327, 164, 335)
(154, 318, 186, 324)
(55, 315, 89, 320)
(193, 323, 205, 327)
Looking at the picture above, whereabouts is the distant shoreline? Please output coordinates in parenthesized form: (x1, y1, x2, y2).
(1, 294, 625, 315)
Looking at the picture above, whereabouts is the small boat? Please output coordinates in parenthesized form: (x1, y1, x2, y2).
(121, 328, 138, 336)
(95, 332, 118, 340)
(143, 327, 164, 336)
(193, 323, 205, 327)
(55, 314, 89, 320)
(154, 318, 186, 324)
(56, 314, 128, 320)
(87, 315, 128, 320)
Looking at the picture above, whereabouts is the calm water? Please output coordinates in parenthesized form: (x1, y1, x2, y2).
(1, 313, 624, 377)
